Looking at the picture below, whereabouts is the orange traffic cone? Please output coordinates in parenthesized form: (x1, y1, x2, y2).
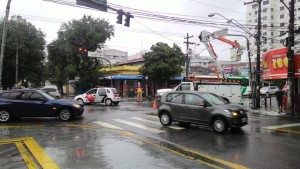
(153, 98, 158, 109)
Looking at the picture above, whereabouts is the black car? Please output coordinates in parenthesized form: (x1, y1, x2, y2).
(158, 91, 248, 133)
(0, 89, 84, 122)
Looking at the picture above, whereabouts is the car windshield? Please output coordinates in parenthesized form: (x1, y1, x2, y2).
(200, 93, 228, 105)
(38, 90, 55, 100)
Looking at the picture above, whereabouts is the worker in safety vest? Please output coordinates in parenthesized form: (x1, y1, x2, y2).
(135, 82, 143, 105)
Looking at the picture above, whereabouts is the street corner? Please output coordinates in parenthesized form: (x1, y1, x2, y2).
(249, 109, 281, 117)
(263, 123, 300, 134)
(0, 137, 60, 169)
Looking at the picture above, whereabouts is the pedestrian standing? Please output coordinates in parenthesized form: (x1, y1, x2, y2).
(135, 82, 143, 105)
(275, 87, 284, 113)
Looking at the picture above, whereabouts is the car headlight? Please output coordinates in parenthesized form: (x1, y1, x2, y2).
(224, 110, 238, 116)
(73, 104, 81, 108)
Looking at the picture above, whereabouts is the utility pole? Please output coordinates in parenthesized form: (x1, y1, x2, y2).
(285, 0, 295, 115)
(245, 0, 262, 109)
(184, 33, 196, 77)
(0, 0, 12, 88)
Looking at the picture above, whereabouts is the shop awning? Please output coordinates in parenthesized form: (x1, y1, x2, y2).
(112, 75, 144, 80)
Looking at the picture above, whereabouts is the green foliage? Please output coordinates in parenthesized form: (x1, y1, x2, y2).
(0, 16, 46, 88)
(47, 15, 114, 91)
(140, 42, 184, 82)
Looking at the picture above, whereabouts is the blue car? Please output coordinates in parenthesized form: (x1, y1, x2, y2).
(0, 89, 84, 122)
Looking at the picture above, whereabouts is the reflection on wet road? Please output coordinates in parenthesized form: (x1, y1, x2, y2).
(0, 101, 300, 169)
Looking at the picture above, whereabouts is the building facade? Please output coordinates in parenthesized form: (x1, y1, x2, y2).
(246, 0, 300, 62)
(101, 48, 128, 65)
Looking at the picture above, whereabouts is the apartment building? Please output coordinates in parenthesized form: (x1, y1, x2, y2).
(246, 0, 300, 62)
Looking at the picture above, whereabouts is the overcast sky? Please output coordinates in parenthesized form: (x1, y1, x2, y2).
(0, 0, 250, 61)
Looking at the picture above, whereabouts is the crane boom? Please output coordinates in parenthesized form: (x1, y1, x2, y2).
(199, 30, 244, 80)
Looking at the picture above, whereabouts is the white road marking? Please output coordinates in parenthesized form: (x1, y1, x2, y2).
(131, 117, 185, 130)
(146, 115, 159, 119)
(264, 123, 300, 130)
(94, 121, 124, 130)
(114, 119, 164, 134)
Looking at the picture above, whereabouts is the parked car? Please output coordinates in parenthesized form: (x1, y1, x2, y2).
(158, 91, 248, 133)
(41, 87, 61, 99)
(74, 87, 121, 106)
(0, 89, 84, 122)
(260, 86, 278, 96)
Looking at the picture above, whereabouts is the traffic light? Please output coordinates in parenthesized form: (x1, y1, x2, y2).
(124, 12, 134, 27)
(78, 47, 88, 54)
(116, 10, 123, 24)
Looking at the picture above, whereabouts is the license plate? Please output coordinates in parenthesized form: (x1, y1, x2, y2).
(242, 118, 247, 123)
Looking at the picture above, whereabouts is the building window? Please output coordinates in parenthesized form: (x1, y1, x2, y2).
(263, 0, 269, 5)
(249, 12, 251, 15)
(263, 48, 268, 52)
(263, 24, 267, 28)
(263, 16, 267, 20)
(298, 8, 300, 11)
(271, 32, 274, 36)
(271, 39, 274, 44)
(280, 14, 284, 19)
(280, 31, 285, 35)
(280, 23, 285, 26)
(255, 11, 258, 15)
(271, 15, 274, 20)
(271, 8, 273, 12)
(280, 39, 285, 44)
(255, 19, 258, 23)
(249, 20, 251, 23)
(263, 40, 267, 44)
(298, 17, 300, 20)
(263, 32, 267, 36)
(271, 24, 274, 27)
(263, 8, 267, 13)
(252, 4, 258, 8)
(280, 6, 285, 11)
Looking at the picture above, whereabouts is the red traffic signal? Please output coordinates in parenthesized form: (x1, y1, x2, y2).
(78, 47, 88, 53)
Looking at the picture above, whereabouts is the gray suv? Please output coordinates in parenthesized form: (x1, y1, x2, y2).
(158, 91, 248, 133)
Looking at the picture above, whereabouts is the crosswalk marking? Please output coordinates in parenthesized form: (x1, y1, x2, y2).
(114, 119, 165, 134)
(94, 121, 124, 130)
(131, 117, 185, 130)
(263, 123, 300, 130)
(146, 115, 159, 119)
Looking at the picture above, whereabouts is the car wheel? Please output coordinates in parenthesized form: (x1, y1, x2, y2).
(105, 99, 112, 106)
(213, 117, 228, 134)
(113, 101, 119, 105)
(160, 112, 172, 126)
(77, 99, 84, 104)
(0, 109, 11, 122)
(59, 108, 73, 121)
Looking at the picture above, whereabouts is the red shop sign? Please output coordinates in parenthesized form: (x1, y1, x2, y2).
(262, 48, 300, 80)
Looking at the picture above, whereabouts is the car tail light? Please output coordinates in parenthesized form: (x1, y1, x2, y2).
(114, 93, 118, 97)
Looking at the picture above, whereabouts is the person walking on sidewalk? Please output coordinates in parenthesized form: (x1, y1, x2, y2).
(135, 82, 144, 105)
(275, 87, 284, 113)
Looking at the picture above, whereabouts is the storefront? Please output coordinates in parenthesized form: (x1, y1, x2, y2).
(262, 47, 300, 113)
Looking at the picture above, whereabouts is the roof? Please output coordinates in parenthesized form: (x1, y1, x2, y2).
(118, 58, 145, 65)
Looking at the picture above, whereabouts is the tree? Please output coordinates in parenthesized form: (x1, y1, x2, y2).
(0, 16, 46, 89)
(47, 15, 114, 92)
(140, 42, 184, 86)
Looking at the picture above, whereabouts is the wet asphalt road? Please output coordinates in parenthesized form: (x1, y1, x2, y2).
(0, 99, 300, 169)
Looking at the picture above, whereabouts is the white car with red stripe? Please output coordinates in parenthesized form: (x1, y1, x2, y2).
(74, 88, 121, 105)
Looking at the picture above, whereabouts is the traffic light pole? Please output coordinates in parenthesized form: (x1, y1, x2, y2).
(184, 33, 195, 77)
(0, 0, 12, 88)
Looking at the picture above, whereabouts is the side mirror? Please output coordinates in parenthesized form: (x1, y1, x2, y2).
(198, 101, 206, 107)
